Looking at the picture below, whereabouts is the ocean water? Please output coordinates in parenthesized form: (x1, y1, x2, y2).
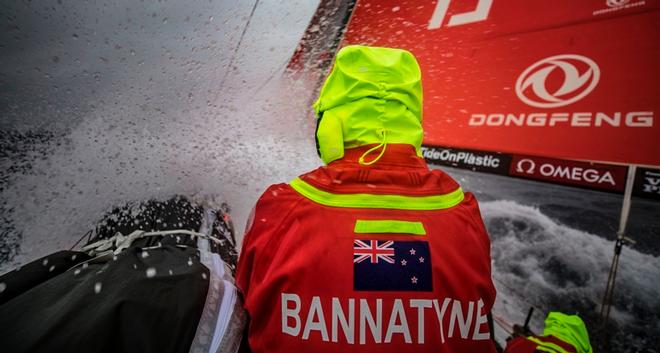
(444, 166, 660, 352)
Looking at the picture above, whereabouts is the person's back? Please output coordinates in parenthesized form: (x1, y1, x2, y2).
(236, 45, 497, 352)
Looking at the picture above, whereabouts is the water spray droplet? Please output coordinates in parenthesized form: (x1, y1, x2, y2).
(146, 267, 157, 278)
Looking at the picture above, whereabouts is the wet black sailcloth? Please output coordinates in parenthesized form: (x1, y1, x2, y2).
(0, 197, 243, 353)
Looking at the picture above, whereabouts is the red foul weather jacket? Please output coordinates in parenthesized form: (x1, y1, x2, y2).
(236, 144, 497, 353)
(504, 335, 579, 353)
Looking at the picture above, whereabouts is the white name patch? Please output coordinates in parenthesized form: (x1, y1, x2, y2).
(281, 293, 490, 345)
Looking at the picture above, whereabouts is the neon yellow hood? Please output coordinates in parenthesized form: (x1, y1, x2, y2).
(542, 312, 593, 353)
(313, 45, 423, 164)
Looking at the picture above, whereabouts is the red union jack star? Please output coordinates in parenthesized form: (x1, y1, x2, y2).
(353, 240, 395, 264)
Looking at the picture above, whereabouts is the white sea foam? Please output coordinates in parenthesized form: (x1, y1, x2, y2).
(482, 200, 660, 336)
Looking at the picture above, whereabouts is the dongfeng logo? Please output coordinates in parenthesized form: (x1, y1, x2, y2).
(515, 54, 600, 108)
(607, 0, 630, 7)
(594, 0, 645, 16)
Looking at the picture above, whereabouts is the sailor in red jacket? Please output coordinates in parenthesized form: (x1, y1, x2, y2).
(236, 45, 497, 353)
(504, 312, 592, 353)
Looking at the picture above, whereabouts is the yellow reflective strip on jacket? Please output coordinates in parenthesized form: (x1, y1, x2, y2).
(542, 312, 592, 353)
(354, 220, 426, 235)
(527, 337, 572, 353)
(289, 178, 464, 210)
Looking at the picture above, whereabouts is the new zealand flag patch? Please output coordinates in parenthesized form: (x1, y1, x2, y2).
(353, 240, 433, 291)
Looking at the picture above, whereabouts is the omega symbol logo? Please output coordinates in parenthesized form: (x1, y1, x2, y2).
(516, 159, 535, 174)
(607, 0, 630, 7)
(515, 54, 600, 108)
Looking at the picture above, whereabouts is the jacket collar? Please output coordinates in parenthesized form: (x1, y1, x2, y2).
(328, 144, 428, 170)
(299, 144, 461, 197)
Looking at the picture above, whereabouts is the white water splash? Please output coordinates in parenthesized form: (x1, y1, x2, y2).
(94, 282, 102, 294)
(146, 267, 157, 278)
(483, 200, 660, 340)
(0, 1, 320, 273)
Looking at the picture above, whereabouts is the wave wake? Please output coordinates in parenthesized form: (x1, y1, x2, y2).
(482, 200, 660, 351)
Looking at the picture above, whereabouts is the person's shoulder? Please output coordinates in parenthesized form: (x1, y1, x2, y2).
(249, 181, 308, 225)
(426, 167, 461, 190)
(256, 182, 301, 205)
(242, 182, 306, 246)
(259, 183, 292, 197)
(425, 167, 485, 204)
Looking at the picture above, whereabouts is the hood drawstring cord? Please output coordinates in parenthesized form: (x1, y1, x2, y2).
(359, 129, 388, 166)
